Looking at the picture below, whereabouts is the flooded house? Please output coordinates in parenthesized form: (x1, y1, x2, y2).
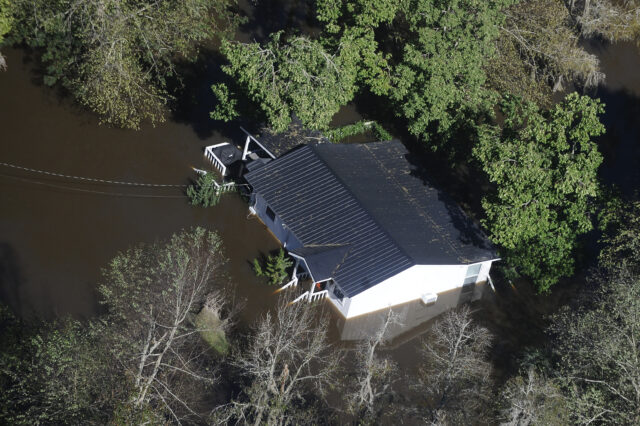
(206, 127, 498, 321)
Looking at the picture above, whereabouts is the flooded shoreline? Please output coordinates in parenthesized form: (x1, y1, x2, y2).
(1, 37, 640, 376)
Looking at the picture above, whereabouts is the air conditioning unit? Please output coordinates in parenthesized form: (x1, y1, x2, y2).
(420, 293, 438, 306)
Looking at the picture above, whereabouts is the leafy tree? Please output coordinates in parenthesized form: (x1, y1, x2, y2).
(474, 93, 605, 292)
(549, 265, 640, 424)
(0, 0, 11, 70)
(0, 307, 116, 425)
(598, 200, 640, 273)
(187, 172, 234, 207)
(213, 31, 360, 132)
(253, 248, 294, 286)
(10, 0, 238, 129)
(215, 0, 510, 149)
(98, 227, 228, 423)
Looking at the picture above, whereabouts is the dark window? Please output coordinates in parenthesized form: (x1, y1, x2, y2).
(333, 286, 344, 303)
(266, 206, 276, 222)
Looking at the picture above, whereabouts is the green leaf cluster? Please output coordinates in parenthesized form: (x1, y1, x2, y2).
(0, 0, 11, 43)
(253, 248, 293, 286)
(549, 264, 640, 424)
(217, 0, 510, 145)
(0, 308, 116, 424)
(474, 93, 605, 291)
(216, 31, 360, 132)
(187, 172, 231, 207)
(10, 0, 238, 129)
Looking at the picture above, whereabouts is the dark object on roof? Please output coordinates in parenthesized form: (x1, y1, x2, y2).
(289, 245, 351, 282)
(212, 144, 242, 166)
(254, 117, 330, 157)
(245, 141, 496, 297)
(245, 158, 271, 173)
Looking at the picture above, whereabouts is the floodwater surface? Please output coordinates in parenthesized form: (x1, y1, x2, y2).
(1, 36, 640, 377)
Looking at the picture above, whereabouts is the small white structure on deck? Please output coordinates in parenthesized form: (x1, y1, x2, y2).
(243, 138, 499, 319)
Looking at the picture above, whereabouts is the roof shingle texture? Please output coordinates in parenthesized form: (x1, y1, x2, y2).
(245, 141, 495, 297)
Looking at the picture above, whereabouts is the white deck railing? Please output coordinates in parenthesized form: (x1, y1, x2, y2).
(308, 290, 328, 302)
(292, 292, 309, 304)
(278, 277, 298, 291)
(204, 143, 231, 176)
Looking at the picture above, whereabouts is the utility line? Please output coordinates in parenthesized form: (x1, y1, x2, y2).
(0, 173, 187, 199)
(0, 161, 188, 187)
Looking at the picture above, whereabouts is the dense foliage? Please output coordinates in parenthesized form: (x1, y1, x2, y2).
(9, 0, 237, 129)
(253, 248, 294, 286)
(474, 93, 605, 292)
(213, 32, 360, 132)
(187, 172, 234, 207)
(0, 0, 11, 69)
(0, 229, 229, 424)
(213, 0, 511, 148)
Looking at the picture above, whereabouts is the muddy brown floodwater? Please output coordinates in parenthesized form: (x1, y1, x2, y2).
(0, 48, 283, 325)
(1, 37, 640, 379)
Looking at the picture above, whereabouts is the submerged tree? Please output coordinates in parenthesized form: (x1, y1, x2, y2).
(474, 93, 605, 292)
(549, 265, 640, 424)
(569, 0, 640, 43)
(0, 308, 115, 425)
(417, 306, 494, 424)
(215, 298, 338, 424)
(487, 0, 604, 105)
(99, 227, 228, 423)
(345, 310, 400, 423)
(253, 248, 294, 286)
(499, 367, 569, 425)
(10, 0, 238, 129)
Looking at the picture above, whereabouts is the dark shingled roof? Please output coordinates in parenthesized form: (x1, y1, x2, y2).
(289, 245, 351, 282)
(245, 141, 496, 297)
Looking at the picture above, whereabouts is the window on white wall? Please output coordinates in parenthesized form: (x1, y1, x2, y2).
(464, 264, 482, 285)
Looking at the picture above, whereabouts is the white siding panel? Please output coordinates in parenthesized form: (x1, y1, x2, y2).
(345, 261, 494, 318)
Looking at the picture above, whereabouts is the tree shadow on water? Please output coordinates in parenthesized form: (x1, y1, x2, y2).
(0, 243, 25, 317)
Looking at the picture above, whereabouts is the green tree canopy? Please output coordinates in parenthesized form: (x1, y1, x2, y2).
(215, 0, 511, 147)
(550, 265, 640, 424)
(214, 31, 360, 132)
(474, 93, 605, 292)
(0, 0, 12, 69)
(10, 0, 238, 128)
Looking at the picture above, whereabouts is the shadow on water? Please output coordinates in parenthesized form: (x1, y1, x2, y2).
(595, 85, 640, 197)
(0, 243, 25, 317)
(236, 0, 320, 44)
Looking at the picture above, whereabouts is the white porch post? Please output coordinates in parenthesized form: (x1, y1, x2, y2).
(242, 135, 251, 160)
(292, 259, 299, 280)
(307, 281, 315, 302)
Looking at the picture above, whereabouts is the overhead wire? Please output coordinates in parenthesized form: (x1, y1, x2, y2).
(0, 161, 188, 187)
(0, 173, 188, 199)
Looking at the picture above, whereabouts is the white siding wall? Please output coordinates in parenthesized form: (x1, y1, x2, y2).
(343, 260, 494, 318)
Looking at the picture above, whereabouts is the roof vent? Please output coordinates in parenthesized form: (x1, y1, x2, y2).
(420, 293, 438, 306)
